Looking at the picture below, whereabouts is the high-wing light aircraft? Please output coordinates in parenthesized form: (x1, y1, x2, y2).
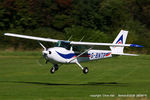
(4, 30, 143, 74)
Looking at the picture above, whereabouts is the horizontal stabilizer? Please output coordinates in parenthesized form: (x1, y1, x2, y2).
(112, 53, 139, 56)
(130, 44, 144, 47)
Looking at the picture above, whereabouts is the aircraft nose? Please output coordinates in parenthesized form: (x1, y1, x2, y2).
(43, 53, 47, 56)
(42, 51, 48, 56)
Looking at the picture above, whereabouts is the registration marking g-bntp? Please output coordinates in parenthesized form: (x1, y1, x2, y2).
(90, 52, 111, 59)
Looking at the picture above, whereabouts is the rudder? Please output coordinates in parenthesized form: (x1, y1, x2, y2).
(110, 30, 128, 54)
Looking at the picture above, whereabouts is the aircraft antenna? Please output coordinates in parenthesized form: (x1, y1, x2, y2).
(79, 36, 85, 42)
(68, 35, 73, 41)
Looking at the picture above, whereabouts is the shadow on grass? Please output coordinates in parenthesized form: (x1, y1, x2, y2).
(0, 81, 127, 86)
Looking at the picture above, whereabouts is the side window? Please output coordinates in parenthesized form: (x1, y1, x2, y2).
(55, 41, 71, 50)
(73, 45, 88, 52)
(73, 46, 79, 51)
(61, 42, 71, 50)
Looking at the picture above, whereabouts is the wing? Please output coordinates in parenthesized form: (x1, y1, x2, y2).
(4, 33, 59, 43)
(4, 33, 143, 47)
(70, 41, 143, 47)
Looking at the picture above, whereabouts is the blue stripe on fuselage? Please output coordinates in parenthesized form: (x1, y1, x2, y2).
(56, 51, 90, 59)
(56, 51, 75, 59)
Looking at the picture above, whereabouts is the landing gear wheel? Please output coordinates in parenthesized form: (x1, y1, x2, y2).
(50, 67, 55, 74)
(83, 67, 88, 74)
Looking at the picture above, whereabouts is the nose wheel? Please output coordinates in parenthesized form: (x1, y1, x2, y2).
(50, 64, 58, 74)
(50, 67, 55, 73)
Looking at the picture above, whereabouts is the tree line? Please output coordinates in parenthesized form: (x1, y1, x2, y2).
(0, 0, 150, 53)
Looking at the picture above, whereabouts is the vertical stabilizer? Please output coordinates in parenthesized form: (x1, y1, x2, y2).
(110, 30, 128, 54)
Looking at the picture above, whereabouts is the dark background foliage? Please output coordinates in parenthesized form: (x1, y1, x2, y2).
(0, 0, 149, 53)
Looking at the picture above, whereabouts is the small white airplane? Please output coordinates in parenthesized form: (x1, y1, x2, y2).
(4, 30, 143, 74)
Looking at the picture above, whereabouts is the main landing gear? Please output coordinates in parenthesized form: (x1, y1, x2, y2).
(83, 67, 88, 74)
(76, 61, 88, 74)
(49, 62, 88, 74)
(50, 64, 59, 74)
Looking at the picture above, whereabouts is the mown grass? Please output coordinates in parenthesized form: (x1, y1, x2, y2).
(0, 51, 41, 56)
(0, 51, 150, 100)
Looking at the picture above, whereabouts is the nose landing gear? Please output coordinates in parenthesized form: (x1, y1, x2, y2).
(50, 64, 59, 74)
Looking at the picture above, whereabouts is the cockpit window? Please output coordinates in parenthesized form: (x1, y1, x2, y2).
(55, 41, 71, 50)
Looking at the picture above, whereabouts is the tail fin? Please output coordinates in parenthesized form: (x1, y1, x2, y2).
(110, 30, 128, 54)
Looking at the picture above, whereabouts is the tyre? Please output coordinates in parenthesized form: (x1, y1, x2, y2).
(83, 67, 88, 74)
(50, 67, 55, 74)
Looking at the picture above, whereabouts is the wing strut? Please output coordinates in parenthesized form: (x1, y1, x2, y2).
(38, 41, 46, 50)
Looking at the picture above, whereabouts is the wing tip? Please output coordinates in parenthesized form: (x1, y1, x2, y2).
(3, 33, 6, 35)
(3, 33, 11, 36)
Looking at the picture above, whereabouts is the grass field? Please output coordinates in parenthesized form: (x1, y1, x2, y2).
(0, 51, 150, 100)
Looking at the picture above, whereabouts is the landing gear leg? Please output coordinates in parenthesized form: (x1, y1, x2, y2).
(76, 61, 88, 74)
(50, 64, 59, 74)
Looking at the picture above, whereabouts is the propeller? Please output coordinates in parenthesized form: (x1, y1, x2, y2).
(37, 41, 49, 66)
(37, 56, 47, 66)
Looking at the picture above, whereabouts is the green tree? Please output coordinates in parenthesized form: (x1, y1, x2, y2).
(64, 25, 108, 42)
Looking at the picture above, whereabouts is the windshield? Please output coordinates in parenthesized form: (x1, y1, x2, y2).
(55, 41, 71, 50)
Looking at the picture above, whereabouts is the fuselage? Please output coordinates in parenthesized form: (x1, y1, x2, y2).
(43, 47, 112, 64)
